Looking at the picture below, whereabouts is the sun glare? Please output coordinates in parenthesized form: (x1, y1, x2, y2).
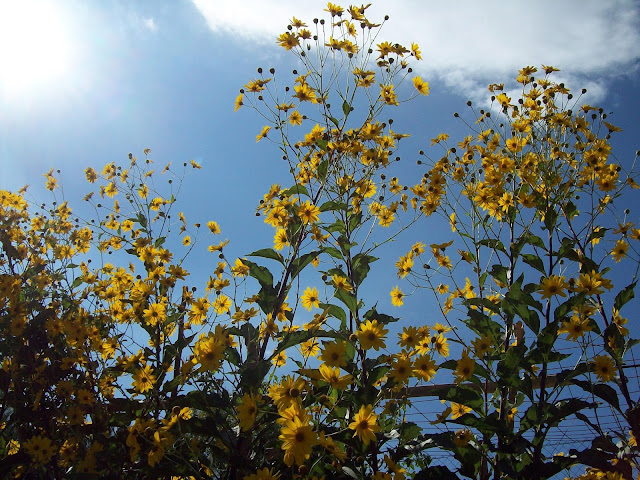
(0, 0, 73, 96)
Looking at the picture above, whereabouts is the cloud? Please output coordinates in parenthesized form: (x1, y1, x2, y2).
(191, 0, 640, 102)
(142, 17, 157, 32)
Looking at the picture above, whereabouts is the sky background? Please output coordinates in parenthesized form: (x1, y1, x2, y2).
(1, 0, 640, 471)
(2, 0, 640, 317)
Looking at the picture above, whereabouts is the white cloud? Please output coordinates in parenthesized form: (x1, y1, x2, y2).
(143, 17, 157, 32)
(191, 0, 639, 102)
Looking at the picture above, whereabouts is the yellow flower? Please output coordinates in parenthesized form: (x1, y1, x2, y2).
(413, 355, 437, 382)
(559, 315, 592, 341)
(237, 393, 258, 431)
(451, 402, 472, 419)
(390, 286, 404, 306)
(256, 125, 271, 142)
(412, 76, 430, 95)
(390, 355, 412, 384)
(380, 84, 398, 105)
(538, 275, 568, 299)
(471, 335, 493, 357)
(182, 235, 191, 246)
(593, 355, 615, 382)
(300, 338, 320, 357)
(349, 404, 380, 446)
(289, 110, 303, 126)
(277, 31, 300, 51)
(213, 294, 231, 314)
(274, 228, 289, 250)
(297, 200, 320, 224)
(194, 334, 226, 372)
(318, 364, 353, 389)
(234, 93, 243, 111)
(356, 319, 388, 351)
(611, 239, 629, 262)
(455, 350, 475, 383)
(133, 364, 156, 393)
(231, 258, 249, 277)
(279, 416, 317, 466)
(318, 340, 347, 368)
(301, 286, 320, 311)
(272, 350, 287, 367)
(207, 221, 221, 234)
(433, 333, 449, 357)
(453, 429, 472, 447)
(22, 435, 56, 465)
(332, 274, 353, 292)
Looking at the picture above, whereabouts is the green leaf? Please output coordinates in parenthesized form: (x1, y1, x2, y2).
(282, 184, 310, 197)
(329, 116, 339, 127)
(322, 246, 343, 260)
(478, 238, 506, 254)
(244, 260, 273, 289)
(489, 264, 509, 285)
(290, 251, 319, 280)
(431, 384, 484, 411)
(335, 288, 358, 314)
(614, 281, 636, 311)
(352, 253, 377, 287)
(317, 158, 328, 181)
(348, 212, 363, 232)
(337, 235, 357, 255)
(319, 302, 347, 328)
(319, 200, 347, 212)
(248, 248, 284, 264)
(342, 100, 350, 117)
(521, 253, 546, 275)
(316, 138, 328, 150)
(543, 207, 559, 230)
(572, 379, 620, 411)
(554, 293, 586, 322)
(154, 236, 166, 248)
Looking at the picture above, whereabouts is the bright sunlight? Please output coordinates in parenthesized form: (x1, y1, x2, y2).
(0, 0, 72, 96)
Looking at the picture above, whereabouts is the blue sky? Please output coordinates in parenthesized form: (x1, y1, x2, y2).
(2, 0, 639, 314)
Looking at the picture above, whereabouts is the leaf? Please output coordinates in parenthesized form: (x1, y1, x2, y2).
(335, 288, 358, 314)
(413, 465, 460, 480)
(317, 158, 328, 181)
(322, 246, 343, 260)
(614, 281, 636, 311)
(244, 260, 273, 289)
(398, 422, 422, 443)
(543, 207, 559, 230)
(154, 236, 166, 248)
(290, 251, 319, 280)
(319, 200, 347, 212)
(348, 212, 363, 232)
(489, 264, 509, 285)
(554, 293, 586, 322)
(430, 384, 484, 411)
(319, 302, 347, 328)
(342, 100, 350, 117)
(342, 466, 359, 479)
(521, 253, 546, 275)
(271, 330, 316, 357)
(478, 238, 506, 254)
(248, 248, 284, 264)
(572, 379, 620, 411)
(282, 184, 310, 197)
(329, 116, 339, 127)
(352, 253, 377, 287)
